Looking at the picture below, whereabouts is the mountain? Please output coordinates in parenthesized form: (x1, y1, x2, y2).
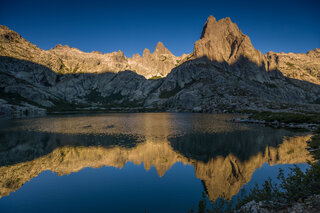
(0, 25, 183, 78)
(0, 16, 319, 117)
(193, 16, 268, 82)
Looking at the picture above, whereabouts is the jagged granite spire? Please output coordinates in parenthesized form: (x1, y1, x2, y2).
(194, 15, 268, 82)
(153, 41, 172, 56)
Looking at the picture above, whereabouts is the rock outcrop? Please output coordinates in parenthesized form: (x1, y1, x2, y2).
(0, 15, 320, 117)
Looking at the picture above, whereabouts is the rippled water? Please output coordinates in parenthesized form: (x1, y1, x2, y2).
(0, 113, 312, 213)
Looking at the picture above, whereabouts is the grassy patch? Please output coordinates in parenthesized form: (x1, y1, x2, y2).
(84, 89, 141, 108)
(159, 84, 183, 99)
(149, 76, 162, 80)
(160, 56, 167, 61)
(285, 62, 295, 67)
(159, 80, 196, 99)
(263, 82, 277, 88)
(47, 99, 81, 112)
(46, 89, 143, 112)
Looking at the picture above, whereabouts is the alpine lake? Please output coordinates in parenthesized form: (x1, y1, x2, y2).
(0, 113, 312, 213)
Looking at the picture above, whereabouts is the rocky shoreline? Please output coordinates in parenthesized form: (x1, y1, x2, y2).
(232, 116, 320, 131)
(236, 194, 320, 213)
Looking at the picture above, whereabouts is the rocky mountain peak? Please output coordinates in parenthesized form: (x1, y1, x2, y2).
(116, 50, 125, 57)
(195, 15, 247, 62)
(1, 24, 320, 116)
(200, 16, 236, 39)
(0, 25, 23, 43)
(0, 25, 9, 30)
(194, 15, 268, 82)
(54, 44, 71, 49)
(143, 48, 151, 57)
(307, 48, 320, 58)
(153, 41, 172, 56)
(132, 53, 141, 59)
(200, 15, 216, 38)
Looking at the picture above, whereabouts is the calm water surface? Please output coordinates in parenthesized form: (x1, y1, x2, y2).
(0, 113, 312, 213)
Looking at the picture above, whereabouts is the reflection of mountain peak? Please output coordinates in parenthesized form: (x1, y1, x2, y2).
(0, 131, 312, 201)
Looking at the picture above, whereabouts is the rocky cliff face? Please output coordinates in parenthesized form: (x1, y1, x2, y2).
(266, 49, 320, 85)
(0, 15, 319, 117)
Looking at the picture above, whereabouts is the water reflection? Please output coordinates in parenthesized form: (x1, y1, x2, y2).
(0, 113, 312, 202)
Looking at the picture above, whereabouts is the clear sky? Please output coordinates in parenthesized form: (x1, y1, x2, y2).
(0, 0, 319, 57)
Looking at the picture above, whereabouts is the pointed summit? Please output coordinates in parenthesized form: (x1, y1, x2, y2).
(143, 48, 151, 57)
(194, 15, 269, 82)
(194, 15, 261, 63)
(155, 41, 165, 51)
(153, 41, 173, 56)
(200, 16, 239, 40)
(200, 15, 217, 38)
(195, 15, 247, 62)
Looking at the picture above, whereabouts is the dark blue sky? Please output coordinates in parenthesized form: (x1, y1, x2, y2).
(1, 0, 319, 57)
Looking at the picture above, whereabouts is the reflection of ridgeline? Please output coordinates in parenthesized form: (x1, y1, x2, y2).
(168, 130, 314, 201)
(0, 131, 143, 167)
(192, 135, 312, 201)
(0, 136, 183, 198)
(0, 130, 312, 200)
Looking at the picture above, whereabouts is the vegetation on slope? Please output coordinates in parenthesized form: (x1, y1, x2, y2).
(148, 75, 162, 80)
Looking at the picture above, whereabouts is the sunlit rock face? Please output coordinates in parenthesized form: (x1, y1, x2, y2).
(1, 15, 320, 116)
(193, 16, 269, 82)
(0, 114, 313, 201)
(128, 42, 187, 78)
(0, 25, 62, 72)
(0, 25, 183, 79)
(266, 49, 320, 85)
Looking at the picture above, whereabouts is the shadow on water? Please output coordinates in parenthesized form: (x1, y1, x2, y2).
(0, 130, 143, 167)
(168, 129, 298, 162)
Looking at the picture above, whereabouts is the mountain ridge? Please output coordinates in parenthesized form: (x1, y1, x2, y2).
(0, 15, 319, 117)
